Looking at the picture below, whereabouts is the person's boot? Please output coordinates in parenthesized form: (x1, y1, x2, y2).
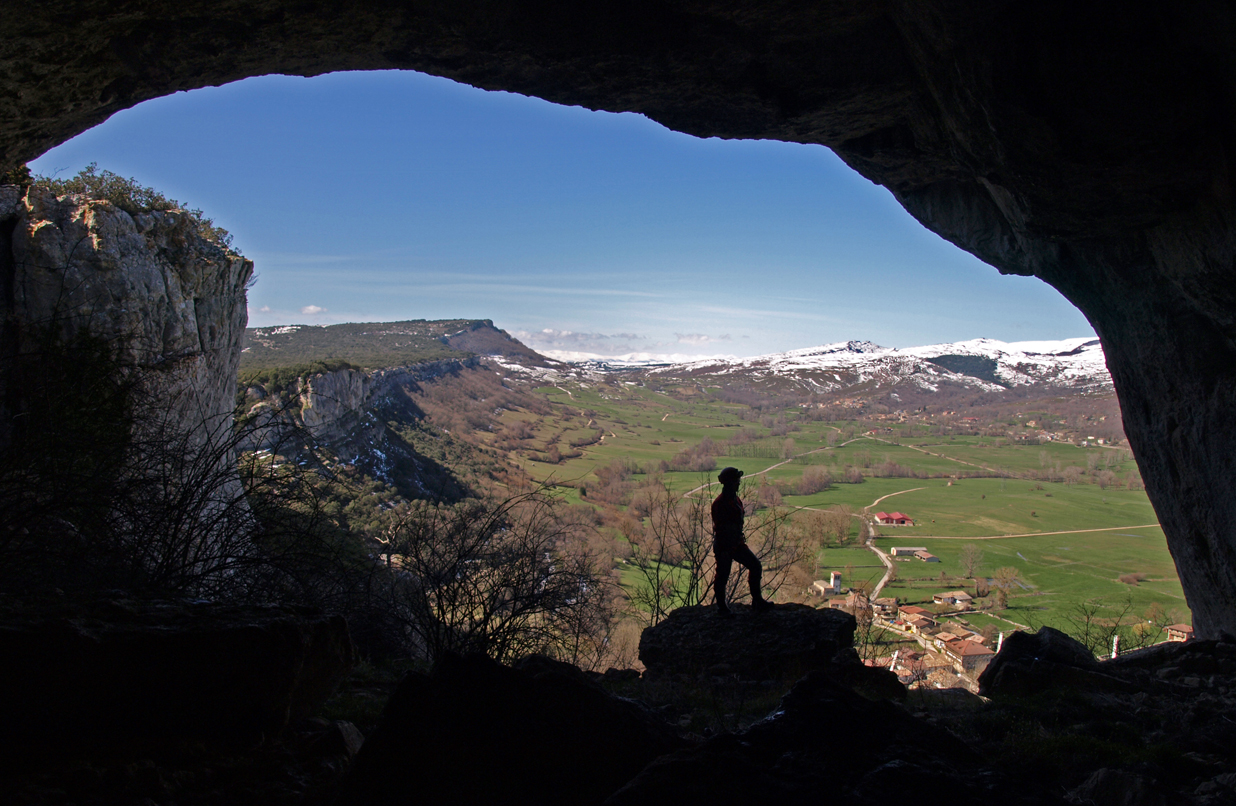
(751, 595, 773, 613)
(716, 601, 734, 618)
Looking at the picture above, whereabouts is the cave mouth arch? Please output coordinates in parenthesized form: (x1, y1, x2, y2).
(4, 2, 1236, 637)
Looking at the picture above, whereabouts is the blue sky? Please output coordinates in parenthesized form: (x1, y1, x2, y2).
(30, 70, 1094, 359)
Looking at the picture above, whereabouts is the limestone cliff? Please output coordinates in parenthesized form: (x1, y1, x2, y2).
(244, 356, 481, 501)
(1, 184, 252, 440)
(287, 358, 480, 440)
(0, 184, 254, 588)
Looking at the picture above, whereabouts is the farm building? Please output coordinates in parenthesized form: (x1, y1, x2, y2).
(1167, 624, 1194, 642)
(932, 591, 974, 610)
(930, 626, 984, 652)
(897, 605, 937, 633)
(890, 546, 928, 557)
(874, 511, 915, 526)
(898, 604, 931, 621)
(942, 638, 995, 675)
(914, 550, 940, 562)
(872, 597, 898, 617)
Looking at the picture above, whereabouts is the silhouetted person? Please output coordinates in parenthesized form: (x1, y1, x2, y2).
(711, 466, 771, 616)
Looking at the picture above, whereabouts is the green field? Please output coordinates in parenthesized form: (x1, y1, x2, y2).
(508, 379, 1189, 632)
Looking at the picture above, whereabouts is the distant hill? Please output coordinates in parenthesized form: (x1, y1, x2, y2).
(239, 319, 549, 379)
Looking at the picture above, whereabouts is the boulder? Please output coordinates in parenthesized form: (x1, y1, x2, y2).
(1066, 768, 1170, 806)
(979, 627, 1132, 697)
(0, 597, 355, 765)
(337, 652, 683, 806)
(639, 603, 855, 682)
(606, 670, 1059, 806)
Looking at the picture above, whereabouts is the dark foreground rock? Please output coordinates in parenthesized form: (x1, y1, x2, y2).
(978, 626, 1132, 697)
(947, 631, 1236, 805)
(336, 652, 684, 806)
(606, 670, 1060, 806)
(0, 596, 355, 765)
(639, 603, 855, 682)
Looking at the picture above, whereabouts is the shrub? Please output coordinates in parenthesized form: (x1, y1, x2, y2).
(33, 163, 236, 250)
(1, 163, 32, 187)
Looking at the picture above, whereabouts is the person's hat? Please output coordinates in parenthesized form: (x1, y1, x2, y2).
(718, 467, 744, 484)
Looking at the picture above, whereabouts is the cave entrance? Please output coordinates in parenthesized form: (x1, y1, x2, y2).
(23, 68, 1181, 639)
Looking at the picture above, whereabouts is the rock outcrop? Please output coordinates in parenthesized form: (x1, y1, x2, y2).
(978, 626, 1132, 697)
(0, 185, 254, 587)
(337, 652, 683, 806)
(1, 185, 251, 429)
(639, 603, 856, 682)
(949, 632, 1236, 804)
(282, 357, 480, 441)
(3, 2, 1236, 634)
(0, 596, 355, 765)
(606, 670, 1057, 806)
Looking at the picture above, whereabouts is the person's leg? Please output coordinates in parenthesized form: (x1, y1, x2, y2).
(713, 544, 734, 614)
(733, 543, 770, 609)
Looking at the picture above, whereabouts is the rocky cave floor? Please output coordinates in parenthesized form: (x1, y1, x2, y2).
(5, 625, 1236, 805)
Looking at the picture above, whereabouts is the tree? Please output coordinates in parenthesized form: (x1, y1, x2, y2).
(626, 482, 713, 626)
(851, 594, 881, 661)
(960, 543, 984, 578)
(992, 566, 1021, 608)
(723, 499, 806, 607)
(821, 504, 854, 544)
(374, 487, 617, 663)
(1061, 595, 1134, 657)
(756, 481, 783, 509)
(627, 479, 808, 622)
(799, 464, 832, 495)
(1129, 601, 1172, 648)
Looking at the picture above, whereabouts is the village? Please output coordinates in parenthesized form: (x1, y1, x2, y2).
(810, 508, 1195, 692)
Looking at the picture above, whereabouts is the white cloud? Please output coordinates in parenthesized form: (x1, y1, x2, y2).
(301, 305, 327, 315)
(259, 305, 271, 313)
(513, 328, 647, 355)
(676, 333, 731, 345)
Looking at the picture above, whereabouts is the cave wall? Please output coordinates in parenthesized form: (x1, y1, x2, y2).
(2, 1, 1235, 635)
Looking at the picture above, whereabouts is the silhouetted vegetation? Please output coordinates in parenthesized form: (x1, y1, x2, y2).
(32, 163, 236, 249)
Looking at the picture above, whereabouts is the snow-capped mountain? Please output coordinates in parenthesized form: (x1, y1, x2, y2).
(644, 337, 1112, 397)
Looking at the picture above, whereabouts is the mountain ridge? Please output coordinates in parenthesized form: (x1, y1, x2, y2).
(631, 336, 1112, 398)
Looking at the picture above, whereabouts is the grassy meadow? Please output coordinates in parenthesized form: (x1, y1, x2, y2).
(482, 378, 1187, 633)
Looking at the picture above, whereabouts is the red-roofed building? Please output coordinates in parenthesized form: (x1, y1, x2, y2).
(942, 638, 996, 675)
(898, 605, 931, 620)
(897, 605, 937, 633)
(1167, 624, 1194, 642)
(875, 511, 915, 526)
